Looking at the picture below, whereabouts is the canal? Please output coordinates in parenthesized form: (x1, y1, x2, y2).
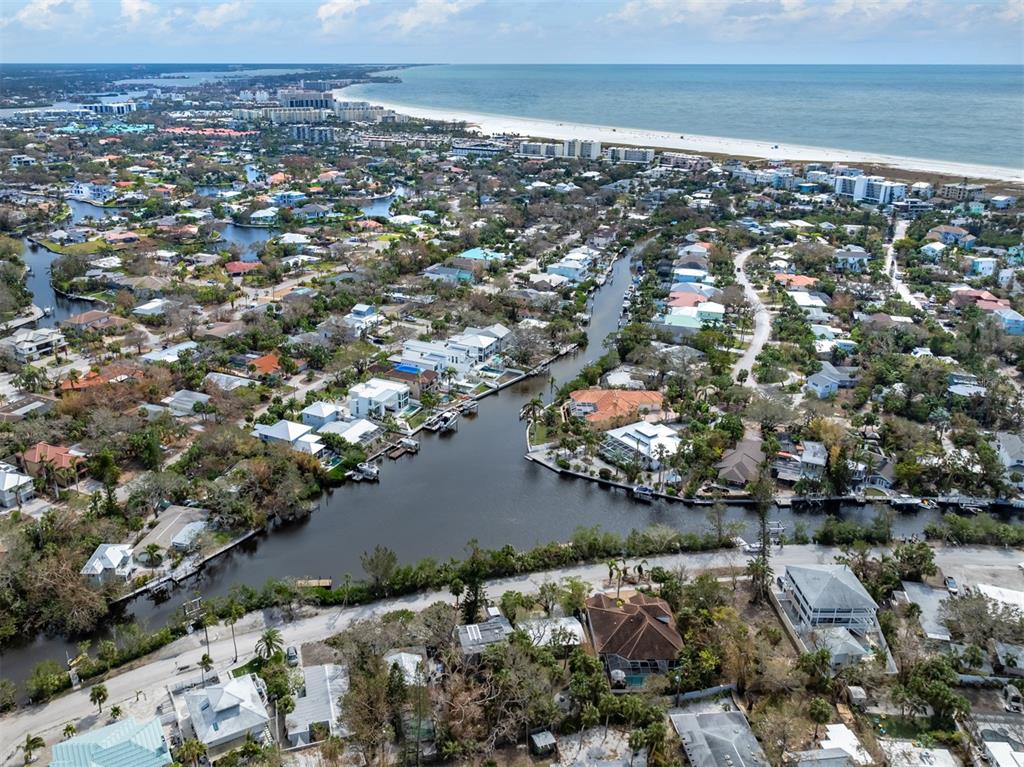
(0, 249, 953, 686)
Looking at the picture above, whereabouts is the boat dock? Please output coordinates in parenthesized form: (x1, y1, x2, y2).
(296, 577, 333, 589)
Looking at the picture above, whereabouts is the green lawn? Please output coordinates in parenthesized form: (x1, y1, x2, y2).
(529, 422, 548, 446)
(39, 239, 109, 255)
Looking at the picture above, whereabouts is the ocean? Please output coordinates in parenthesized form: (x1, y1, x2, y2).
(349, 64, 1024, 169)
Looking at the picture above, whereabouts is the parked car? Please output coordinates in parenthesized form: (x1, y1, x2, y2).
(286, 646, 299, 667)
(944, 576, 959, 595)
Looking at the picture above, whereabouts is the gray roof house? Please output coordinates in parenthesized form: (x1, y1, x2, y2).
(669, 708, 769, 767)
(285, 664, 350, 747)
(184, 673, 270, 753)
(782, 565, 878, 631)
(995, 432, 1024, 490)
(81, 543, 134, 581)
(456, 614, 514, 660)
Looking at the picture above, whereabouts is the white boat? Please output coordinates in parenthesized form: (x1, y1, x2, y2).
(632, 485, 654, 502)
(398, 438, 419, 452)
(42, 306, 53, 316)
(356, 462, 380, 480)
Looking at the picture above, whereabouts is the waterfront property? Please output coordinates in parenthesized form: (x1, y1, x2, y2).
(600, 421, 681, 470)
(348, 377, 411, 419)
(80, 543, 134, 582)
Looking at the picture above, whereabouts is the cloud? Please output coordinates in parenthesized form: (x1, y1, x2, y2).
(120, 0, 157, 26)
(390, 0, 481, 35)
(194, 0, 246, 29)
(2, 0, 90, 30)
(316, 0, 370, 31)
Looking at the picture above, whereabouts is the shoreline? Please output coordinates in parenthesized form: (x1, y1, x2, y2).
(354, 94, 1023, 184)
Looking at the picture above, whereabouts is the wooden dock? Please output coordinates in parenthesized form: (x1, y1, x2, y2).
(296, 578, 333, 588)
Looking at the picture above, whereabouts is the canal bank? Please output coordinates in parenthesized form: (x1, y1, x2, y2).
(1, 247, 973, 690)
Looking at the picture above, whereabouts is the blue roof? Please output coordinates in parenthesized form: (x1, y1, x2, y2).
(51, 718, 172, 767)
(458, 247, 503, 262)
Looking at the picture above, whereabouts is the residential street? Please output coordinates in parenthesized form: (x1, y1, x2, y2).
(732, 246, 771, 386)
(883, 219, 922, 311)
(3, 543, 1022, 764)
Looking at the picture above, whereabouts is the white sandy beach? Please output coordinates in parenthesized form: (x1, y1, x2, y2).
(364, 97, 1023, 184)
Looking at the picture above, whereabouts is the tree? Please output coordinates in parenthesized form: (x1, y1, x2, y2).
(256, 628, 283, 661)
(360, 544, 398, 594)
(62, 723, 76, 739)
(808, 697, 832, 740)
(226, 600, 245, 663)
(893, 541, 937, 581)
(20, 733, 44, 765)
(176, 738, 207, 767)
(797, 649, 833, 692)
(109, 704, 123, 721)
(199, 653, 213, 686)
(89, 683, 108, 713)
(144, 543, 162, 565)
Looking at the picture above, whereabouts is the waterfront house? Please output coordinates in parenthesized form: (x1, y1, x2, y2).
(585, 593, 683, 678)
(348, 378, 410, 419)
(600, 421, 681, 470)
(715, 436, 763, 488)
(80, 543, 134, 582)
(0, 462, 34, 508)
(250, 207, 279, 224)
(569, 389, 664, 428)
(285, 664, 351, 747)
(51, 717, 172, 767)
(184, 674, 270, 755)
(318, 418, 383, 447)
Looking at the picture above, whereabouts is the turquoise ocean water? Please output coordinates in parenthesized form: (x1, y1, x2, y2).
(350, 64, 1024, 169)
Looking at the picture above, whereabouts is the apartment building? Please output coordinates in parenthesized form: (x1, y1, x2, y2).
(659, 152, 712, 172)
(833, 175, 906, 204)
(940, 182, 985, 202)
(607, 146, 656, 164)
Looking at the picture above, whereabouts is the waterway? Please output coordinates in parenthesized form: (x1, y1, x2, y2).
(0, 249, 959, 686)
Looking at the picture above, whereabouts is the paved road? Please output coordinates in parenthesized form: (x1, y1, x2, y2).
(732, 247, 771, 387)
(883, 220, 922, 311)
(3, 543, 1022, 763)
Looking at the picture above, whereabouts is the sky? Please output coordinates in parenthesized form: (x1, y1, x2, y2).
(1, 0, 1022, 65)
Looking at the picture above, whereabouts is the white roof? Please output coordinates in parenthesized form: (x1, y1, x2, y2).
(253, 419, 311, 443)
(81, 543, 133, 576)
(301, 401, 342, 419)
(820, 724, 872, 766)
(318, 418, 380, 444)
(0, 462, 32, 492)
(976, 583, 1024, 611)
(184, 674, 269, 747)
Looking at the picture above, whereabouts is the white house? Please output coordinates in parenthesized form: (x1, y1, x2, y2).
(300, 401, 344, 430)
(184, 674, 270, 753)
(600, 421, 681, 469)
(781, 565, 878, 630)
(343, 303, 384, 334)
(81, 543, 134, 581)
(0, 463, 34, 508)
(252, 419, 324, 456)
(920, 241, 947, 260)
(0, 327, 67, 363)
(348, 378, 411, 419)
(318, 418, 382, 446)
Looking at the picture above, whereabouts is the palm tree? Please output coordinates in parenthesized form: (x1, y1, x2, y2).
(109, 704, 123, 721)
(176, 738, 207, 767)
(226, 600, 245, 663)
(255, 628, 283, 661)
(144, 543, 162, 566)
(20, 733, 44, 764)
(89, 683, 108, 713)
(62, 723, 76, 739)
(199, 653, 213, 686)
